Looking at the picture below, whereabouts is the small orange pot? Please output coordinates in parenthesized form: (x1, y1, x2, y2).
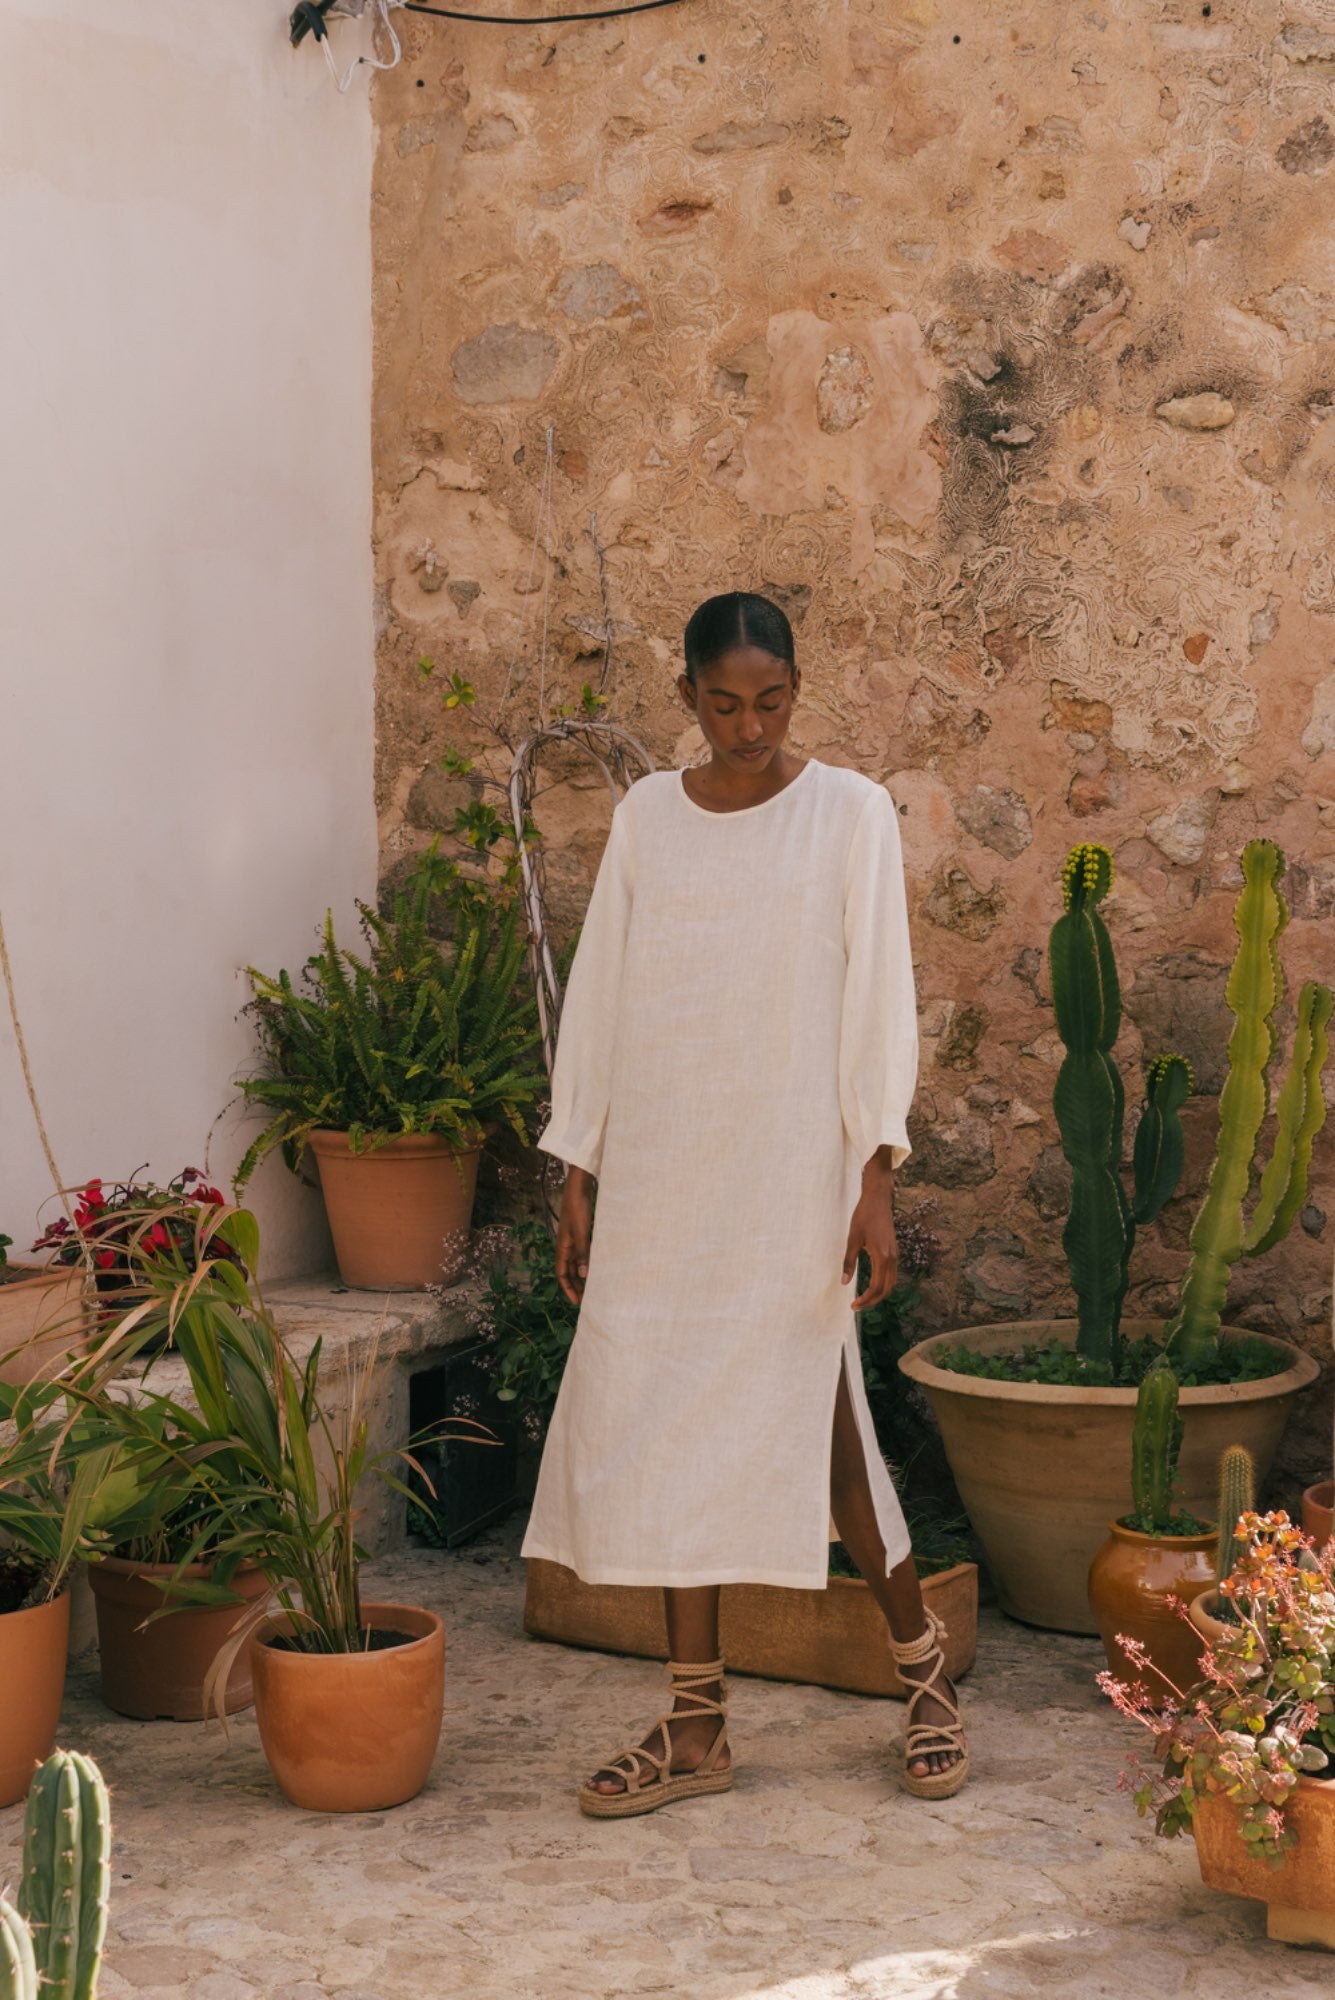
(1088, 1521, 1217, 1700)
(251, 1601, 444, 1812)
(87, 1558, 270, 1720)
(1302, 1480, 1333, 1549)
(306, 1131, 479, 1290)
(1195, 1778, 1335, 1948)
(0, 1589, 70, 1807)
(1187, 1587, 1237, 1650)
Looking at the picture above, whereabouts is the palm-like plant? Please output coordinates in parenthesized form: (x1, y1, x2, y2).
(233, 845, 544, 1191)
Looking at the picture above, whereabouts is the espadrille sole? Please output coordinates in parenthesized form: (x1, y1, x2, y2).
(578, 1766, 735, 1819)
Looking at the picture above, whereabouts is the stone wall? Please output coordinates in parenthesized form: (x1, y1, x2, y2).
(371, 2, 1335, 1465)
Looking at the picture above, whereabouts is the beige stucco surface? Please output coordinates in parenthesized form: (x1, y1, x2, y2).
(371, 2, 1335, 1462)
(0, 1, 378, 1275)
(7, 1527, 1332, 1998)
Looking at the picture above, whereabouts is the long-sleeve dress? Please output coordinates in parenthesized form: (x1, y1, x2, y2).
(521, 759, 919, 1589)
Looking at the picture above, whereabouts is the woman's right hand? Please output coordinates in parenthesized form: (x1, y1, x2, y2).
(554, 1168, 595, 1304)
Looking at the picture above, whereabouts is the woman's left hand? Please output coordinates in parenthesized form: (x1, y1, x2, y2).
(842, 1149, 899, 1310)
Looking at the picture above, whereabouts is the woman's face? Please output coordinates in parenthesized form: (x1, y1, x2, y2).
(677, 645, 800, 773)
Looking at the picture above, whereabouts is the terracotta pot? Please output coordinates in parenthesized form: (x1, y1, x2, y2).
(1303, 1480, 1333, 1549)
(87, 1557, 270, 1720)
(898, 1320, 1317, 1634)
(0, 1590, 70, 1807)
(523, 1560, 978, 1699)
(306, 1131, 480, 1290)
(250, 1601, 444, 1812)
(1187, 1587, 1238, 1649)
(1087, 1521, 1217, 1698)
(1195, 1778, 1335, 1949)
(0, 1263, 86, 1387)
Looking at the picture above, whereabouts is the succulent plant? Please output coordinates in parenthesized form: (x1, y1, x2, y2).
(1213, 1444, 1256, 1606)
(1165, 840, 1332, 1372)
(1127, 1357, 1188, 1534)
(4, 1750, 111, 2000)
(1050, 844, 1192, 1373)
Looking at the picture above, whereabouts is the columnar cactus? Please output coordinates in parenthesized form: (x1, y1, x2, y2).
(1164, 840, 1333, 1372)
(15, 1751, 110, 2000)
(1214, 1444, 1255, 1600)
(1128, 1357, 1184, 1533)
(0, 1899, 38, 2000)
(1050, 846, 1191, 1373)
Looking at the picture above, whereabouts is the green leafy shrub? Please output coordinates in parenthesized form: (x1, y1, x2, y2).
(233, 845, 543, 1192)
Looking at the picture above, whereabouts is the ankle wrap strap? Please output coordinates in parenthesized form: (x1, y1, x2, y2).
(889, 1613, 945, 1668)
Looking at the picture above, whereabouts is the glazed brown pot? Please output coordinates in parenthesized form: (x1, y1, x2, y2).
(0, 1589, 70, 1807)
(524, 1559, 978, 1699)
(87, 1558, 270, 1720)
(250, 1601, 444, 1812)
(898, 1320, 1318, 1633)
(0, 1263, 85, 1387)
(306, 1131, 480, 1290)
(1087, 1521, 1217, 1699)
(1303, 1480, 1333, 1549)
(1195, 1778, 1335, 1949)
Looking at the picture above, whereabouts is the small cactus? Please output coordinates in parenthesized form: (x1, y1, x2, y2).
(15, 1751, 110, 2000)
(1050, 846, 1192, 1373)
(1214, 1445, 1256, 1600)
(0, 1898, 38, 2000)
(1127, 1357, 1185, 1533)
(1165, 841, 1332, 1372)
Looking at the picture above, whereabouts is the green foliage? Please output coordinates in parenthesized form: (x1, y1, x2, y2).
(233, 844, 543, 1194)
(483, 1221, 579, 1443)
(1165, 841, 1333, 1371)
(1214, 1444, 1256, 1601)
(0, 1235, 10, 1272)
(1101, 1513, 1335, 1866)
(0, 1894, 38, 2000)
(16, 1750, 110, 2000)
(934, 1333, 1281, 1388)
(1049, 846, 1192, 1375)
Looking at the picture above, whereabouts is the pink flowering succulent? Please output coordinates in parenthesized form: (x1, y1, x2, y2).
(1098, 1512, 1335, 1866)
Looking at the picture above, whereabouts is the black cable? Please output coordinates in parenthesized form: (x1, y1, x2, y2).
(402, 0, 688, 23)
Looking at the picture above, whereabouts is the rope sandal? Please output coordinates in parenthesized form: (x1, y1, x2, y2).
(890, 1613, 970, 1800)
(578, 1658, 733, 1820)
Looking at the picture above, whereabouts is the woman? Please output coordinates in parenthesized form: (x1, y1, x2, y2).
(522, 591, 968, 1816)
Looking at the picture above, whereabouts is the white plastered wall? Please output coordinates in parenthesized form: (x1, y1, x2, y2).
(0, 2, 377, 1275)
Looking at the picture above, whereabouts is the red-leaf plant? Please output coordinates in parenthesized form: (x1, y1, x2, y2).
(1098, 1511, 1335, 1867)
(33, 1168, 240, 1290)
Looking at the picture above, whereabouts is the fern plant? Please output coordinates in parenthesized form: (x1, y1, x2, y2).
(233, 845, 543, 1192)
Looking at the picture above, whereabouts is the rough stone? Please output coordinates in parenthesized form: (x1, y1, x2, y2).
(1282, 857, 1335, 921)
(921, 866, 1005, 941)
(962, 1229, 1031, 1314)
(1155, 393, 1235, 431)
(901, 1112, 995, 1188)
(1145, 792, 1217, 866)
(449, 325, 560, 405)
(954, 786, 1033, 861)
(405, 767, 474, 830)
(1026, 1145, 1073, 1224)
(1276, 115, 1335, 175)
(550, 263, 641, 324)
(934, 1002, 989, 1071)
(692, 121, 790, 154)
(1302, 671, 1335, 757)
(1126, 952, 1232, 1093)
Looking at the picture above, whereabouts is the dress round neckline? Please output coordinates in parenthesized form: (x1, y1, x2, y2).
(677, 758, 816, 819)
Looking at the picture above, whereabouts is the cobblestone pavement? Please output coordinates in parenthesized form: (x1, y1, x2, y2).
(3, 1526, 1331, 2000)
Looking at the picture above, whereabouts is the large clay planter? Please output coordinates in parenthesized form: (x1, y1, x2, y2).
(87, 1558, 271, 1720)
(1087, 1521, 1217, 1698)
(0, 1263, 85, 1387)
(306, 1131, 479, 1290)
(250, 1601, 444, 1812)
(1195, 1779, 1335, 1949)
(898, 1320, 1317, 1634)
(523, 1560, 977, 1698)
(0, 1590, 70, 1807)
(1302, 1480, 1333, 1548)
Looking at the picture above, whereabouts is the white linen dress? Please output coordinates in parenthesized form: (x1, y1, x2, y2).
(521, 759, 918, 1589)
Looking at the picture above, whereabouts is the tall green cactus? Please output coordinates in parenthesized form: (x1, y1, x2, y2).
(1214, 1444, 1255, 1600)
(1127, 1357, 1184, 1532)
(1165, 841, 1333, 1373)
(14, 1752, 110, 2000)
(1050, 846, 1192, 1373)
